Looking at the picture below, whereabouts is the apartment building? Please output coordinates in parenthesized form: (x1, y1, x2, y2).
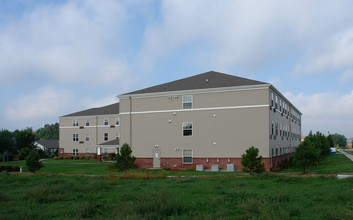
(118, 71, 301, 170)
(59, 103, 120, 159)
(59, 71, 301, 170)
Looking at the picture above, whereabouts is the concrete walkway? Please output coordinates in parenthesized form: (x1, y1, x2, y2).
(338, 150, 353, 162)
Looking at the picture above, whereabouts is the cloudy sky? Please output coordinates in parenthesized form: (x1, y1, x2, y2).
(1, 0, 353, 138)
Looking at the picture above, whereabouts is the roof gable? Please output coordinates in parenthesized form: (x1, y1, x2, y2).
(62, 103, 119, 117)
(123, 71, 267, 95)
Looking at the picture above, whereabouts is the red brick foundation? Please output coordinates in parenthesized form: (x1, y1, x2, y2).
(57, 148, 96, 159)
(135, 158, 153, 169)
(271, 153, 293, 168)
(135, 157, 273, 171)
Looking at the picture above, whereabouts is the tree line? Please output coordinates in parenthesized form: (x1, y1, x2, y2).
(293, 132, 347, 173)
(0, 123, 59, 161)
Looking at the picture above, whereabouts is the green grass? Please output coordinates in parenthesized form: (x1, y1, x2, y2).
(1, 153, 352, 176)
(0, 159, 242, 176)
(1, 174, 353, 219)
(282, 154, 353, 174)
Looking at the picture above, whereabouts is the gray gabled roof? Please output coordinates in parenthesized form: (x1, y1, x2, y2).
(62, 103, 119, 117)
(35, 140, 59, 149)
(123, 71, 267, 95)
(98, 138, 119, 146)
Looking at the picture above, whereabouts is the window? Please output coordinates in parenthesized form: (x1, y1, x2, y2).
(73, 134, 78, 142)
(275, 123, 278, 135)
(116, 133, 120, 139)
(104, 118, 109, 125)
(272, 148, 274, 157)
(85, 119, 90, 126)
(73, 148, 78, 156)
(182, 122, 193, 136)
(85, 148, 90, 157)
(182, 95, 193, 109)
(279, 99, 282, 112)
(271, 93, 274, 107)
(271, 121, 274, 135)
(85, 134, 89, 141)
(275, 96, 278, 109)
(276, 148, 278, 156)
(116, 117, 120, 126)
(182, 149, 193, 164)
(73, 119, 78, 127)
(104, 133, 108, 141)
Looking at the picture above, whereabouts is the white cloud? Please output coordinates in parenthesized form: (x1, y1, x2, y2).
(284, 91, 353, 138)
(140, 1, 353, 72)
(293, 28, 353, 75)
(0, 0, 132, 86)
(5, 86, 76, 121)
(4, 86, 118, 123)
(340, 69, 353, 83)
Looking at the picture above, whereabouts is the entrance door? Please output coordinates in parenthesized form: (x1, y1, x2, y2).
(153, 149, 161, 168)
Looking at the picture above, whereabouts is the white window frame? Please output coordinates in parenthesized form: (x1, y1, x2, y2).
(104, 133, 108, 141)
(73, 148, 78, 156)
(85, 119, 90, 126)
(73, 134, 78, 142)
(182, 149, 193, 164)
(182, 122, 193, 136)
(104, 118, 109, 126)
(85, 134, 89, 142)
(73, 119, 79, 127)
(116, 117, 120, 126)
(182, 95, 193, 109)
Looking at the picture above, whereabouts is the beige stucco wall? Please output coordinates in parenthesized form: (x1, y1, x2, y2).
(120, 87, 271, 158)
(59, 115, 120, 155)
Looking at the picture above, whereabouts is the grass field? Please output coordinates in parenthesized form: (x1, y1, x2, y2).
(1, 153, 352, 176)
(1, 174, 353, 219)
(1, 154, 353, 219)
(281, 153, 353, 174)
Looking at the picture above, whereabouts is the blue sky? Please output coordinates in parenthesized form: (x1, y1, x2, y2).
(1, 0, 353, 138)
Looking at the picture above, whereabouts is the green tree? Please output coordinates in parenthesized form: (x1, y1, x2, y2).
(35, 123, 59, 140)
(241, 146, 265, 175)
(330, 133, 347, 148)
(116, 143, 136, 172)
(293, 138, 321, 174)
(15, 128, 36, 151)
(26, 151, 43, 173)
(19, 147, 32, 160)
(0, 129, 15, 154)
(327, 134, 334, 147)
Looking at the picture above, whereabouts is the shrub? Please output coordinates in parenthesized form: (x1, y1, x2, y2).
(186, 167, 195, 171)
(0, 166, 20, 172)
(241, 146, 265, 175)
(65, 156, 69, 160)
(58, 156, 64, 160)
(69, 156, 74, 160)
(116, 143, 136, 172)
(26, 151, 43, 173)
(108, 152, 116, 161)
(54, 156, 58, 160)
(85, 156, 90, 160)
(74, 156, 79, 160)
(271, 166, 282, 172)
(80, 156, 85, 160)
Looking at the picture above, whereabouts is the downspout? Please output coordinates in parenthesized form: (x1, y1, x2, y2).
(96, 116, 98, 158)
(129, 96, 132, 148)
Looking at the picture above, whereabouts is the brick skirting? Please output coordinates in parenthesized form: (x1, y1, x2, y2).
(136, 157, 273, 171)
